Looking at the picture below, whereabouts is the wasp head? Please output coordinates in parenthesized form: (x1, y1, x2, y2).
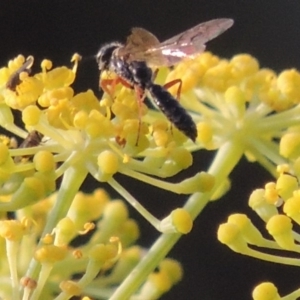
(96, 42, 122, 72)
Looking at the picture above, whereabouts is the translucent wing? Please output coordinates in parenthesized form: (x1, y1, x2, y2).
(117, 27, 165, 66)
(153, 18, 234, 66)
(119, 18, 233, 67)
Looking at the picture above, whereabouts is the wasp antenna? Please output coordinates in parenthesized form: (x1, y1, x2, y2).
(81, 54, 97, 62)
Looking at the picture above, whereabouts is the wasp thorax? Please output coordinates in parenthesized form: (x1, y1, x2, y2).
(129, 61, 152, 86)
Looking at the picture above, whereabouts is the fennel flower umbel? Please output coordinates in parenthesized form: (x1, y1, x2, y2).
(0, 49, 299, 299)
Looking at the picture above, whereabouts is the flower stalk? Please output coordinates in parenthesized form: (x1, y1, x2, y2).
(26, 164, 88, 283)
(110, 137, 244, 299)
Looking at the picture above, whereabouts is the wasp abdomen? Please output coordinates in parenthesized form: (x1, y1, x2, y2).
(148, 84, 197, 142)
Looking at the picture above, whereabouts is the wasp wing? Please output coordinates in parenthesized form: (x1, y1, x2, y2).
(125, 27, 160, 51)
(120, 18, 233, 67)
(148, 18, 234, 66)
(117, 27, 166, 66)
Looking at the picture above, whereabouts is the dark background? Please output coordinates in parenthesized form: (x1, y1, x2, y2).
(1, 1, 300, 299)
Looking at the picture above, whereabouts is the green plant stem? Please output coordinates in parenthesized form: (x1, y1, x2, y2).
(25, 164, 87, 282)
(110, 139, 245, 299)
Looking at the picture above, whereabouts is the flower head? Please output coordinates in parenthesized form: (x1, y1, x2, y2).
(0, 53, 205, 299)
(1, 46, 299, 299)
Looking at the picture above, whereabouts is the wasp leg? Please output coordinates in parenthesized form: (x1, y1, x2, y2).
(152, 68, 183, 101)
(100, 77, 133, 98)
(163, 78, 182, 101)
(133, 86, 147, 146)
(151, 68, 159, 82)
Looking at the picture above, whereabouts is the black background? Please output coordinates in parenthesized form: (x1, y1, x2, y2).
(1, 1, 300, 299)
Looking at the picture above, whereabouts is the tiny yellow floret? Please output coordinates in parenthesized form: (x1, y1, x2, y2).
(171, 209, 193, 234)
(170, 148, 193, 170)
(252, 282, 280, 300)
(280, 132, 300, 159)
(42, 233, 54, 244)
(227, 214, 264, 245)
(276, 164, 290, 174)
(42, 66, 75, 89)
(248, 189, 278, 222)
(73, 110, 88, 129)
(33, 151, 55, 172)
(197, 122, 213, 144)
(68, 190, 109, 230)
(102, 200, 129, 223)
(97, 150, 119, 175)
(153, 129, 169, 147)
(276, 173, 298, 200)
(159, 259, 183, 284)
(293, 157, 300, 177)
(266, 215, 295, 250)
(266, 214, 292, 235)
(284, 190, 300, 224)
(217, 222, 248, 254)
(277, 69, 300, 100)
(24, 176, 45, 199)
(71, 53, 82, 63)
(34, 245, 68, 263)
(230, 54, 259, 78)
(59, 280, 82, 296)
(54, 217, 76, 246)
(148, 272, 172, 293)
(41, 59, 52, 71)
(264, 182, 279, 205)
(202, 61, 232, 92)
(0, 220, 26, 241)
(180, 172, 215, 194)
(89, 243, 118, 264)
(117, 219, 140, 246)
(22, 105, 41, 126)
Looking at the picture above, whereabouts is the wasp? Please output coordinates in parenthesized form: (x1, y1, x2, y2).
(96, 18, 233, 142)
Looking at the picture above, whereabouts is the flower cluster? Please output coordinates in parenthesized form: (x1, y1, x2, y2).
(201, 53, 300, 298)
(0, 189, 183, 300)
(0, 49, 299, 299)
(218, 167, 300, 299)
(168, 52, 300, 298)
(0, 54, 212, 299)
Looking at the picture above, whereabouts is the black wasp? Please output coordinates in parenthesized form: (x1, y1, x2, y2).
(96, 18, 233, 142)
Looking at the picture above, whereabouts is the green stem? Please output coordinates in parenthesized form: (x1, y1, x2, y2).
(7, 241, 20, 300)
(282, 288, 300, 300)
(25, 164, 87, 281)
(110, 139, 244, 299)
